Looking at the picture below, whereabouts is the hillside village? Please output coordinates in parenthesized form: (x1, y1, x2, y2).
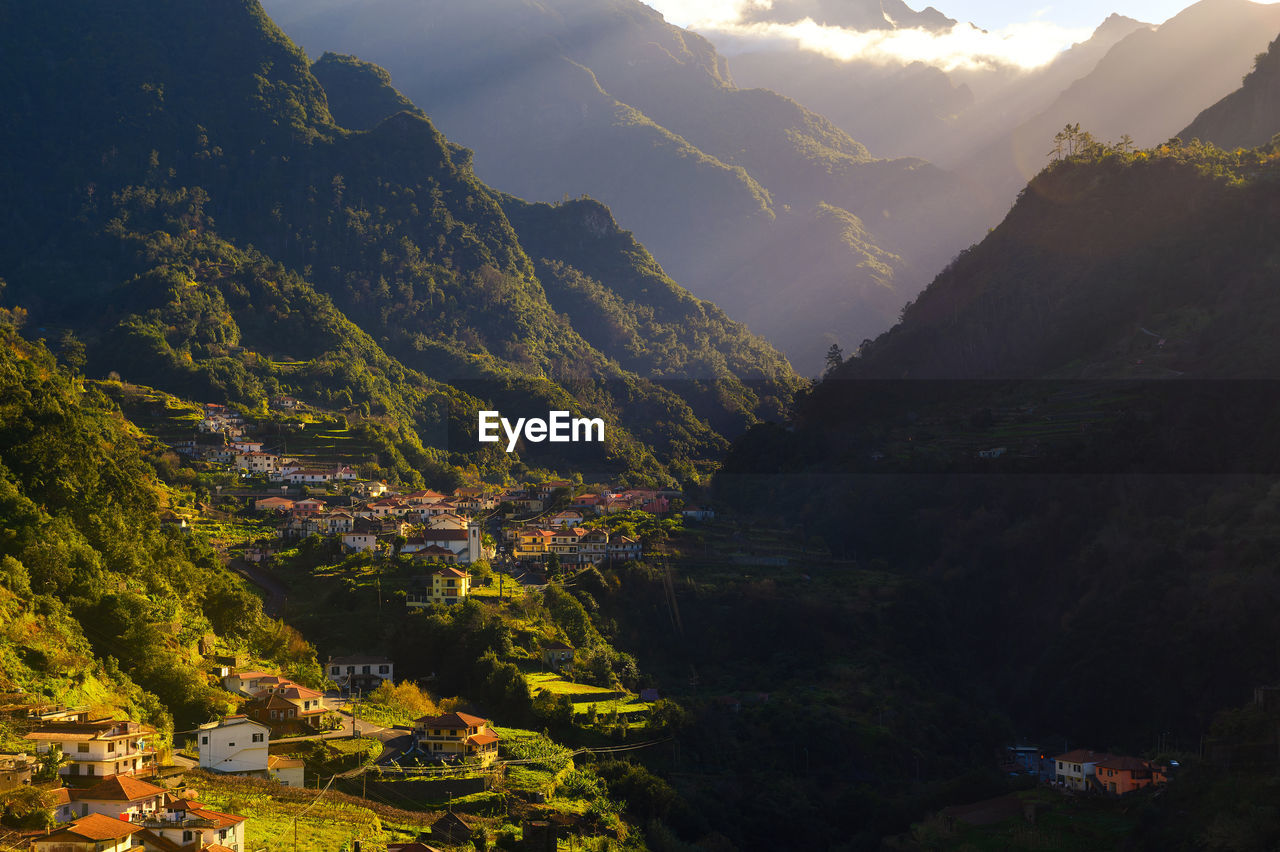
(0, 390, 1203, 852)
(176, 402, 701, 575)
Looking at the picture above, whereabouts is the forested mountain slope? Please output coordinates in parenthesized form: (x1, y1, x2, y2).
(0, 323, 313, 733)
(262, 0, 994, 372)
(716, 140, 1280, 753)
(0, 0, 800, 484)
(1182, 33, 1280, 150)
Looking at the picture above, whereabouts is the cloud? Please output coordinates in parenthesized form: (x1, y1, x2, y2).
(646, 1, 1092, 71)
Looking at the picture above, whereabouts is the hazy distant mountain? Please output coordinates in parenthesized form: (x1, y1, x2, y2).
(1181, 33, 1280, 149)
(261, 0, 994, 373)
(714, 11, 1146, 164)
(726, 52, 975, 159)
(932, 14, 1149, 166)
(741, 0, 955, 30)
(988, 0, 1280, 198)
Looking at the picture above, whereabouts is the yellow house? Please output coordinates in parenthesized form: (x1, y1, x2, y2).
(514, 527, 553, 559)
(430, 567, 471, 603)
(413, 712, 499, 767)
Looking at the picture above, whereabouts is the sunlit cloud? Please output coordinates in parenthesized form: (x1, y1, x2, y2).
(647, 1, 1092, 71)
(653, 0, 774, 27)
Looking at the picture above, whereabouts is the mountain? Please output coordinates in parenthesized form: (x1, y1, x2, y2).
(0, 323, 318, 732)
(722, 50, 975, 161)
(1181, 33, 1280, 149)
(984, 0, 1280, 200)
(741, 0, 955, 30)
(0, 0, 803, 484)
(930, 13, 1150, 166)
(716, 142, 1280, 754)
(260, 0, 995, 373)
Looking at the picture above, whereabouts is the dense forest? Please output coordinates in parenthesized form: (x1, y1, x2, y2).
(717, 140, 1280, 756)
(0, 321, 318, 735)
(0, 0, 800, 488)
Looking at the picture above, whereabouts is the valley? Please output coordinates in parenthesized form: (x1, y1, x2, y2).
(5, 0, 1280, 849)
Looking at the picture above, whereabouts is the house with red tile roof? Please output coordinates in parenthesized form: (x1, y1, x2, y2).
(24, 718, 156, 782)
(220, 671, 274, 697)
(70, 774, 165, 820)
(1094, 756, 1169, 795)
(134, 796, 246, 851)
(1052, 749, 1117, 791)
(413, 712, 500, 767)
(244, 684, 325, 729)
(31, 812, 142, 852)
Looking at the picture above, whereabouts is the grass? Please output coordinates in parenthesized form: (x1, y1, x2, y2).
(191, 517, 277, 551)
(525, 673, 620, 697)
(188, 770, 393, 852)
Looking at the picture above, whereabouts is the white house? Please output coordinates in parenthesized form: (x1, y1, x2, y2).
(1054, 749, 1115, 791)
(417, 524, 484, 563)
(326, 655, 394, 693)
(221, 670, 273, 696)
(135, 796, 247, 851)
(24, 718, 156, 781)
(342, 532, 379, 552)
(198, 716, 269, 775)
(235, 451, 281, 473)
(68, 775, 165, 821)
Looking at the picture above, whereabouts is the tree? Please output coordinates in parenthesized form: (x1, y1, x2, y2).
(33, 745, 66, 782)
(824, 343, 844, 375)
(57, 330, 87, 374)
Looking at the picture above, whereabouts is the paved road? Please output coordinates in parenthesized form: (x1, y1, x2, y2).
(226, 556, 287, 617)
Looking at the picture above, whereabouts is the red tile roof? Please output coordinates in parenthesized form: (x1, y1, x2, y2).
(415, 711, 488, 729)
(1054, 749, 1116, 764)
(75, 774, 164, 802)
(1096, 755, 1157, 772)
(188, 806, 246, 828)
(434, 567, 469, 578)
(41, 812, 143, 841)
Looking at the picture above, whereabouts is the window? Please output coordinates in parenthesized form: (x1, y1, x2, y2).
(86, 765, 95, 776)
(330, 666, 340, 675)
(183, 831, 193, 842)
(252, 733, 264, 743)
(69, 764, 79, 776)
(362, 665, 371, 675)
(347, 666, 355, 674)
(107, 742, 116, 753)
(77, 743, 90, 753)
(378, 665, 389, 674)
(201, 736, 209, 745)
(228, 742, 235, 748)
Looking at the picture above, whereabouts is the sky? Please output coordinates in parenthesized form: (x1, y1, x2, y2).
(642, 0, 1268, 71)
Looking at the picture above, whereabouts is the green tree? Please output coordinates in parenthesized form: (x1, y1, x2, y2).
(824, 343, 844, 375)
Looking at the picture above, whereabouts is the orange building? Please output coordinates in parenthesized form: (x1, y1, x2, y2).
(1094, 756, 1169, 795)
